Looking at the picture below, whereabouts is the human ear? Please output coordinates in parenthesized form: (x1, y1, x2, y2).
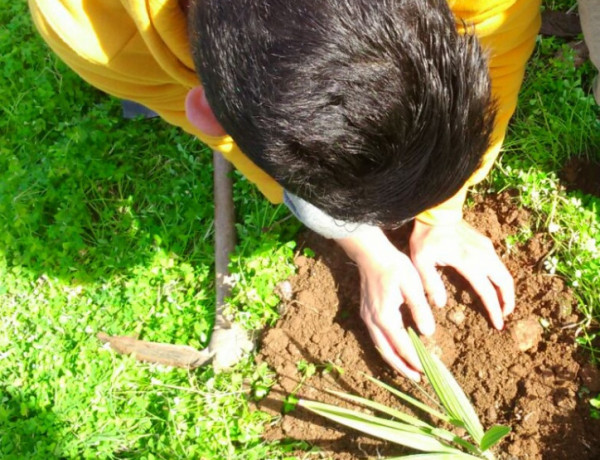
(185, 86, 227, 136)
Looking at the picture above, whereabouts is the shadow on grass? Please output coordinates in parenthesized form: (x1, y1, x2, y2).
(0, 386, 65, 459)
(1, 112, 216, 282)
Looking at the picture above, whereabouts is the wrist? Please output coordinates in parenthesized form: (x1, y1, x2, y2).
(335, 227, 396, 266)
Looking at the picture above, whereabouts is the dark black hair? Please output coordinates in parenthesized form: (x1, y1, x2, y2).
(189, 0, 496, 226)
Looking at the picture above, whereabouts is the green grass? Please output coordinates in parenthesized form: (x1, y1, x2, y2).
(1, 0, 600, 458)
(0, 2, 300, 458)
(490, 35, 600, 356)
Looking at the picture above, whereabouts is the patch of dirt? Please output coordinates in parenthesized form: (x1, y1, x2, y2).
(256, 192, 600, 459)
(561, 157, 600, 198)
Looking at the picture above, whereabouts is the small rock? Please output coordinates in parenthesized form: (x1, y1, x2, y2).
(486, 406, 498, 423)
(558, 301, 573, 319)
(509, 363, 528, 378)
(209, 323, 255, 371)
(447, 309, 466, 327)
(274, 280, 293, 302)
(521, 410, 540, 432)
(509, 317, 543, 352)
(504, 209, 520, 225)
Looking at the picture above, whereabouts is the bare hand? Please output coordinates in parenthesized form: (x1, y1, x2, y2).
(336, 228, 435, 380)
(410, 219, 515, 330)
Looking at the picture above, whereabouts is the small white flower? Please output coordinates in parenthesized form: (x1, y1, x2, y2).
(543, 256, 558, 275)
(584, 238, 597, 253)
(573, 280, 580, 287)
(223, 273, 241, 287)
(246, 288, 260, 301)
(548, 222, 560, 233)
(570, 197, 582, 208)
(575, 270, 582, 278)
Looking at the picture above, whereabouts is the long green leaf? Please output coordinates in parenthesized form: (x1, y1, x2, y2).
(325, 389, 479, 455)
(325, 388, 433, 429)
(480, 425, 511, 451)
(364, 374, 450, 423)
(408, 329, 485, 443)
(386, 454, 483, 460)
(428, 427, 481, 455)
(298, 399, 463, 454)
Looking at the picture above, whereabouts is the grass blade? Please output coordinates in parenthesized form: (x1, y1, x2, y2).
(298, 399, 463, 454)
(364, 374, 450, 423)
(325, 388, 433, 428)
(480, 425, 511, 451)
(408, 329, 485, 443)
(325, 389, 480, 455)
(386, 453, 483, 460)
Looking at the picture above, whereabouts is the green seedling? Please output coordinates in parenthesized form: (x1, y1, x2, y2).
(299, 329, 510, 459)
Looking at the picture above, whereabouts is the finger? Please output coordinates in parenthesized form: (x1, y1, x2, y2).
(456, 269, 504, 330)
(399, 268, 436, 336)
(487, 258, 515, 317)
(367, 320, 421, 381)
(372, 311, 424, 372)
(412, 254, 447, 308)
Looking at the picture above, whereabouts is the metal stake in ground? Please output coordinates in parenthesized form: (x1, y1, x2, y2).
(204, 151, 254, 370)
(98, 151, 253, 370)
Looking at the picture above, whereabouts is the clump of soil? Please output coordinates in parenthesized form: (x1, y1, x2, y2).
(256, 192, 600, 459)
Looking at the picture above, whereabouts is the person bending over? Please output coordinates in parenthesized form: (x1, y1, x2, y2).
(29, 0, 541, 379)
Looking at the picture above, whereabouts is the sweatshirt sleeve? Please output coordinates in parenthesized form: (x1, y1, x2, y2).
(28, 0, 283, 204)
(416, 0, 541, 226)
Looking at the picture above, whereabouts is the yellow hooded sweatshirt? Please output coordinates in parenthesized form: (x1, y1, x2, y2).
(29, 0, 541, 225)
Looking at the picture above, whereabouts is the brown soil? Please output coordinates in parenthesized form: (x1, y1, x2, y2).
(256, 192, 600, 459)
